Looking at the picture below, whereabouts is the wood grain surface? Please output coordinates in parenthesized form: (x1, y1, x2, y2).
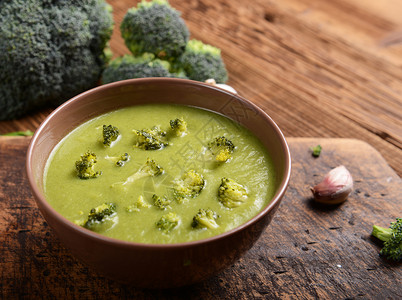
(0, 0, 401, 178)
(0, 137, 400, 299)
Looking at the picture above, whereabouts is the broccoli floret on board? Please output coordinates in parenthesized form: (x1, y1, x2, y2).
(372, 218, 402, 261)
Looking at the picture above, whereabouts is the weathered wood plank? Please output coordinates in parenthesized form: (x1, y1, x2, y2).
(0, 137, 400, 299)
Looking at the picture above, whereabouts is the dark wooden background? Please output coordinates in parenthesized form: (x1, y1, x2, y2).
(0, 0, 401, 298)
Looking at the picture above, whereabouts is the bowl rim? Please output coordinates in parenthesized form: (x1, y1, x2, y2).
(26, 77, 291, 249)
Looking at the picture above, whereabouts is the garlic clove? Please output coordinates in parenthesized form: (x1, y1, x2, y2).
(215, 84, 237, 94)
(205, 78, 237, 94)
(311, 165, 353, 204)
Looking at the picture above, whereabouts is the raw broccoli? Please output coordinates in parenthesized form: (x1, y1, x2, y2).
(156, 212, 180, 233)
(126, 195, 151, 212)
(105, 153, 130, 167)
(102, 54, 173, 84)
(192, 208, 219, 229)
(372, 218, 402, 261)
(81, 203, 117, 232)
(170, 118, 188, 136)
(0, 0, 113, 120)
(103, 125, 120, 146)
(112, 158, 164, 187)
(75, 151, 102, 179)
(176, 39, 228, 83)
(120, 0, 189, 60)
(172, 170, 205, 202)
(218, 177, 248, 208)
(207, 136, 235, 162)
(152, 194, 172, 210)
(133, 126, 168, 150)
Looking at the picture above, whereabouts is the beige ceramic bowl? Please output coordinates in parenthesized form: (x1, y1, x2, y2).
(26, 78, 291, 288)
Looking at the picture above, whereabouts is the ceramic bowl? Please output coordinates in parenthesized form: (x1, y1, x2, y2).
(26, 78, 291, 288)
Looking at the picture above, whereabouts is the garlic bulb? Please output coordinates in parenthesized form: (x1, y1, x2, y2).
(311, 165, 353, 204)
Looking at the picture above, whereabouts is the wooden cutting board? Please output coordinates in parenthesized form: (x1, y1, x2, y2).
(0, 137, 400, 299)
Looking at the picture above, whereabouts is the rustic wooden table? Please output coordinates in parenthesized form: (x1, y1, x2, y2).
(1, 0, 401, 299)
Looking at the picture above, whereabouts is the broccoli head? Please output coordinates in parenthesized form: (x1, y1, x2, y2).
(192, 208, 220, 229)
(75, 151, 102, 179)
(133, 126, 168, 150)
(218, 177, 248, 208)
(156, 212, 180, 233)
(0, 0, 113, 120)
(105, 153, 130, 167)
(103, 124, 120, 146)
(126, 195, 151, 212)
(82, 203, 117, 232)
(102, 54, 173, 84)
(177, 39, 228, 83)
(152, 194, 172, 210)
(372, 218, 402, 261)
(172, 170, 205, 202)
(120, 0, 189, 60)
(208, 136, 235, 162)
(112, 158, 164, 187)
(170, 118, 188, 136)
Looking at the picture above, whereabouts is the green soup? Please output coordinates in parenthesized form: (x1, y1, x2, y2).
(44, 104, 276, 244)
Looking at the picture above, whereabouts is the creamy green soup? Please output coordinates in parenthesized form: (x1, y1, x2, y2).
(44, 104, 276, 244)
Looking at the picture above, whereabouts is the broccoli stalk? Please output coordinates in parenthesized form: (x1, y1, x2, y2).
(156, 212, 180, 233)
(372, 218, 402, 261)
(75, 151, 102, 179)
(218, 177, 248, 208)
(192, 209, 219, 229)
(172, 170, 205, 202)
(120, 0, 189, 60)
(207, 136, 235, 162)
(103, 124, 120, 146)
(112, 158, 164, 187)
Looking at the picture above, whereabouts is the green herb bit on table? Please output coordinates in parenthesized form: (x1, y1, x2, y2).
(310, 144, 322, 157)
(1, 130, 34, 136)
